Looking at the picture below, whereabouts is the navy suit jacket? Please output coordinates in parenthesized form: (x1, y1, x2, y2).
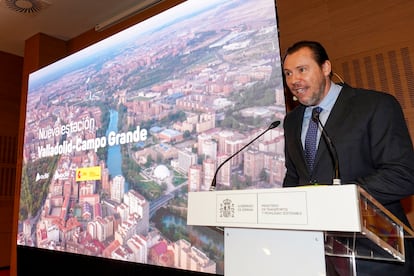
(283, 83, 414, 275)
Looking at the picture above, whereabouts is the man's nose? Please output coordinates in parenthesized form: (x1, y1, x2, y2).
(289, 73, 300, 85)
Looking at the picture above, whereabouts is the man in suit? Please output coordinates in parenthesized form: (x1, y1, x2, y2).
(282, 40, 414, 275)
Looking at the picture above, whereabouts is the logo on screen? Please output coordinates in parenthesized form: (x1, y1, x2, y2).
(35, 172, 49, 182)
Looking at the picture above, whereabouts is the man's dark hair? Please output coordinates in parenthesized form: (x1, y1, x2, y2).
(283, 40, 332, 77)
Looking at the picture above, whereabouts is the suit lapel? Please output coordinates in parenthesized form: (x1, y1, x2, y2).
(313, 84, 355, 170)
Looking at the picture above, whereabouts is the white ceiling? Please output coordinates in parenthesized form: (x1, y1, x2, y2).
(0, 0, 162, 57)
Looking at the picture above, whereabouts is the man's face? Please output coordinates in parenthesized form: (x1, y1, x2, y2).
(283, 47, 331, 106)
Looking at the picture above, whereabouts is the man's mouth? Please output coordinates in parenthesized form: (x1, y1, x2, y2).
(293, 86, 307, 94)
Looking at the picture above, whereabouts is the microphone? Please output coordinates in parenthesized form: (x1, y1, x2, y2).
(209, 120, 281, 191)
(312, 111, 341, 185)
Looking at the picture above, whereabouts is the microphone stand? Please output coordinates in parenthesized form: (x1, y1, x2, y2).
(209, 120, 280, 191)
(314, 114, 341, 185)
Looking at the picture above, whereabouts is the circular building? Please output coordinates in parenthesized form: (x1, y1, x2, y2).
(153, 164, 170, 181)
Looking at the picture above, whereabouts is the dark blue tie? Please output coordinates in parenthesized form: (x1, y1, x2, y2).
(304, 107, 322, 171)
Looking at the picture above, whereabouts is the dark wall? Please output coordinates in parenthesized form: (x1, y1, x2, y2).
(0, 50, 22, 269)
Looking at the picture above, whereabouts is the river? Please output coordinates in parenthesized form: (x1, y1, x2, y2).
(106, 109, 128, 191)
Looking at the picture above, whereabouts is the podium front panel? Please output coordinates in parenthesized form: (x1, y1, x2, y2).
(225, 228, 326, 276)
(188, 185, 362, 232)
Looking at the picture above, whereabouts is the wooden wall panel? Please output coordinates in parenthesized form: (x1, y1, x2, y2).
(278, 0, 414, 58)
(334, 43, 414, 140)
(276, 0, 332, 54)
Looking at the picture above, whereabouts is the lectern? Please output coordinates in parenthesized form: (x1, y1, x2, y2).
(187, 184, 413, 276)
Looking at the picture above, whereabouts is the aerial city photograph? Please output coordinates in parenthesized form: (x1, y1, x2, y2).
(17, 0, 286, 274)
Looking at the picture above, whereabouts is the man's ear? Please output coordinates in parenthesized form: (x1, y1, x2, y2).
(322, 60, 332, 77)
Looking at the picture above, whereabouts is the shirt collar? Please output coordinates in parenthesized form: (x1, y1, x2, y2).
(317, 81, 341, 112)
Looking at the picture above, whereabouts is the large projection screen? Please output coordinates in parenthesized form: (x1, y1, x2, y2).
(17, 0, 286, 274)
